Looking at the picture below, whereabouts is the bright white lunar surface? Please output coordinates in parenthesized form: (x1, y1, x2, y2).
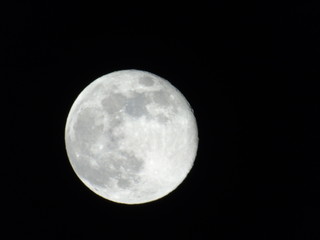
(65, 69, 198, 204)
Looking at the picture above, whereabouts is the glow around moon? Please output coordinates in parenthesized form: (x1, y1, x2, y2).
(65, 69, 198, 204)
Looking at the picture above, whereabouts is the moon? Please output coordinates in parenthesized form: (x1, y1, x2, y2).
(65, 69, 198, 204)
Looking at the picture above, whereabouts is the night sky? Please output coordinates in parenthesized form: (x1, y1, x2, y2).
(6, 1, 320, 239)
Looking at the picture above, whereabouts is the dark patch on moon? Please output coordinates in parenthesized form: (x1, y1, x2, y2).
(152, 90, 171, 106)
(125, 93, 150, 117)
(102, 92, 152, 118)
(117, 178, 131, 188)
(70, 147, 144, 190)
(156, 114, 169, 123)
(107, 151, 144, 189)
(101, 93, 127, 114)
(71, 154, 109, 187)
(139, 76, 154, 86)
(74, 108, 104, 147)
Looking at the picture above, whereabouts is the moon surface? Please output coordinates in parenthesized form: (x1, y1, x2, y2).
(65, 69, 198, 204)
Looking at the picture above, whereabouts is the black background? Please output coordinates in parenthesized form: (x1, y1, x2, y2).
(5, 1, 320, 239)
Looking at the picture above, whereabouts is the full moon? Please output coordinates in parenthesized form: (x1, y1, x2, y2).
(65, 69, 198, 204)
